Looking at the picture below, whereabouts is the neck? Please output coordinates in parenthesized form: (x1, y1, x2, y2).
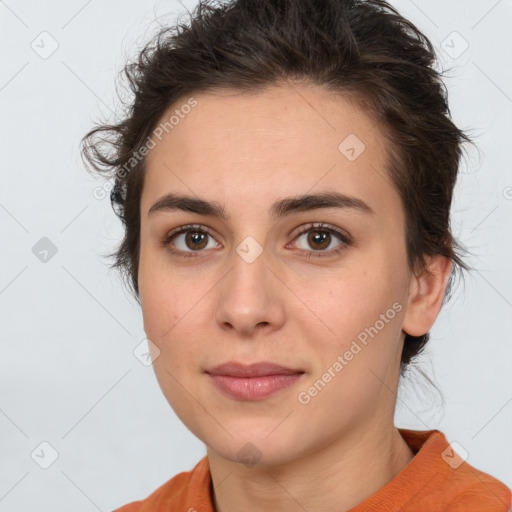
(208, 422, 415, 512)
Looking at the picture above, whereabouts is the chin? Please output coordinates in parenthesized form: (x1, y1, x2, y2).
(204, 429, 306, 469)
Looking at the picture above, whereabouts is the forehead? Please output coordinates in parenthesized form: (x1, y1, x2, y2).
(141, 83, 399, 220)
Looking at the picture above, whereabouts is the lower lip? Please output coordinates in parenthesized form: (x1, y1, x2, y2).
(207, 373, 304, 400)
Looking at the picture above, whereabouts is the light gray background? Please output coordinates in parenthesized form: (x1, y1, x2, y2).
(1, 0, 511, 510)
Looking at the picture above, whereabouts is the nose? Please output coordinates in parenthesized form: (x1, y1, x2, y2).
(214, 249, 286, 338)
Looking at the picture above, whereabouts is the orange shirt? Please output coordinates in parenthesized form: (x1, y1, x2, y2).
(113, 429, 511, 511)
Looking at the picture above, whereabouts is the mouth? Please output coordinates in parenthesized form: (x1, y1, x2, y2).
(205, 361, 305, 400)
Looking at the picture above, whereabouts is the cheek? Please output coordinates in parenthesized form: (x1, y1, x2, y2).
(139, 245, 180, 342)
(139, 263, 177, 350)
(138, 263, 208, 373)
(298, 260, 406, 366)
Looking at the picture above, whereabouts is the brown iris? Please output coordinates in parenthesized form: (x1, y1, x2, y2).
(307, 230, 331, 250)
(185, 231, 208, 250)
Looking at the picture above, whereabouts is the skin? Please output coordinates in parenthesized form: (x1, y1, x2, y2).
(138, 82, 452, 512)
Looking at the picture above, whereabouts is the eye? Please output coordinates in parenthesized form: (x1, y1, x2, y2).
(289, 223, 351, 258)
(162, 222, 352, 260)
(162, 224, 221, 258)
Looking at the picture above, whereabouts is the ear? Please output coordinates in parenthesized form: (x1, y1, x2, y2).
(402, 255, 452, 337)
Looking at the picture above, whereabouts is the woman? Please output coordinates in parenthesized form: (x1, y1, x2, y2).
(81, 0, 511, 510)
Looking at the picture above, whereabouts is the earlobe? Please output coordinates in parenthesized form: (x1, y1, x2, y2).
(402, 255, 452, 337)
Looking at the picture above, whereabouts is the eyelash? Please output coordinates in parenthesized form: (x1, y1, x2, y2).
(162, 222, 352, 260)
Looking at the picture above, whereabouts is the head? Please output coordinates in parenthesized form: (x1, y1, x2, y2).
(82, 0, 471, 466)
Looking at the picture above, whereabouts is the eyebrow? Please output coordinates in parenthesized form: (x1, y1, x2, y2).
(147, 191, 375, 220)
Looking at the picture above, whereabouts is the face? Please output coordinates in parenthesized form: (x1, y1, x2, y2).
(138, 83, 415, 467)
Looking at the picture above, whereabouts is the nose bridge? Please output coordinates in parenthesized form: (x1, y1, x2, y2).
(214, 242, 285, 335)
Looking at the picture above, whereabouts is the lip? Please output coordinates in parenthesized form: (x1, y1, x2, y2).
(206, 361, 305, 400)
(206, 361, 304, 377)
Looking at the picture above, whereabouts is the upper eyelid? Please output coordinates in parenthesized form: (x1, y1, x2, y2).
(293, 222, 349, 238)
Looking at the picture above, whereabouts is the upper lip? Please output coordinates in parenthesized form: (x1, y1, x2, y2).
(206, 361, 304, 377)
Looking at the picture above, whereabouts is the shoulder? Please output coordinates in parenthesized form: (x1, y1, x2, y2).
(443, 479, 511, 512)
(395, 429, 511, 511)
(433, 433, 510, 511)
(112, 456, 212, 512)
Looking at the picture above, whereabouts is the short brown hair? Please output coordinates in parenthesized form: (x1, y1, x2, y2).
(81, 0, 472, 376)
